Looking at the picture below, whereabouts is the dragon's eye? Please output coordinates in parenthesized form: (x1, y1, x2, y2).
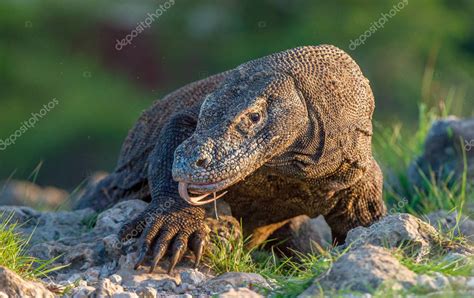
(249, 112, 261, 123)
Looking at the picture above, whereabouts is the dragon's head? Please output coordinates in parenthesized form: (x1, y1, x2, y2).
(172, 45, 375, 205)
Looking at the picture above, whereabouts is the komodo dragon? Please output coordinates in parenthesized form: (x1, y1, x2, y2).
(75, 45, 386, 273)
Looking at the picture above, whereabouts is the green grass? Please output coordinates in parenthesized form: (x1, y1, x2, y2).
(205, 222, 348, 297)
(205, 222, 473, 297)
(374, 101, 473, 216)
(397, 251, 474, 277)
(0, 212, 67, 280)
(205, 227, 260, 274)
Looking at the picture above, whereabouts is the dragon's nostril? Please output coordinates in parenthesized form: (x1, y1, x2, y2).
(195, 157, 210, 168)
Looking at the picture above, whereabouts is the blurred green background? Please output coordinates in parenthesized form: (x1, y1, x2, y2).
(0, 0, 473, 190)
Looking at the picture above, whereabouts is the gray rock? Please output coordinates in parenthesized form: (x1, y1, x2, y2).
(112, 293, 139, 298)
(305, 245, 416, 294)
(408, 117, 474, 189)
(180, 269, 208, 286)
(0, 180, 68, 209)
(174, 283, 190, 294)
(61, 273, 82, 285)
(203, 272, 270, 294)
(110, 274, 123, 285)
(466, 277, 474, 289)
(71, 285, 96, 298)
(95, 200, 148, 234)
(135, 287, 157, 298)
(426, 210, 474, 243)
(117, 266, 178, 291)
(100, 261, 118, 278)
(346, 213, 441, 261)
(448, 276, 467, 288)
(416, 274, 443, 292)
(94, 278, 125, 296)
(84, 266, 101, 283)
(28, 238, 108, 276)
(218, 287, 263, 297)
(432, 272, 450, 289)
(6, 199, 151, 280)
(118, 252, 138, 271)
(0, 266, 54, 298)
(0, 205, 96, 245)
(103, 234, 124, 258)
(0, 197, 221, 296)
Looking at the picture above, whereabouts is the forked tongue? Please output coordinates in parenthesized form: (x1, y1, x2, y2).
(178, 182, 227, 206)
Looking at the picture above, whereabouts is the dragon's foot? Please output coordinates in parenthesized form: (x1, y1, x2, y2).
(118, 204, 208, 274)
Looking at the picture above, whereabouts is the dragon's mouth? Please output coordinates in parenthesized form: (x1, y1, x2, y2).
(178, 181, 228, 206)
(177, 175, 239, 206)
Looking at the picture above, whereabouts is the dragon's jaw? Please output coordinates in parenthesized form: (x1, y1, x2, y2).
(178, 181, 228, 206)
(175, 172, 242, 206)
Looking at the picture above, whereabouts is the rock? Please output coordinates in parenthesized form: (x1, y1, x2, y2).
(95, 200, 148, 234)
(0, 180, 68, 209)
(268, 215, 332, 255)
(118, 252, 138, 271)
(5, 199, 152, 280)
(110, 274, 123, 285)
(218, 287, 263, 297)
(28, 238, 108, 276)
(448, 276, 467, 288)
(309, 215, 332, 245)
(71, 285, 96, 298)
(136, 287, 158, 298)
(117, 267, 178, 291)
(203, 272, 270, 294)
(180, 269, 208, 286)
(303, 245, 416, 294)
(94, 278, 124, 296)
(84, 266, 101, 283)
(432, 272, 450, 289)
(346, 213, 441, 260)
(0, 205, 96, 245)
(426, 210, 474, 243)
(103, 234, 124, 258)
(415, 273, 450, 292)
(0, 266, 54, 298)
(0, 197, 224, 296)
(467, 277, 474, 289)
(408, 117, 474, 189)
(174, 283, 190, 294)
(112, 293, 139, 298)
(64, 273, 82, 285)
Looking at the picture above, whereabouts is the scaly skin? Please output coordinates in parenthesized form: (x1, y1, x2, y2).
(75, 45, 386, 273)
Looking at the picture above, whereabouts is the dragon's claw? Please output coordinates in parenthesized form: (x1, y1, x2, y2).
(119, 205, 207, 273)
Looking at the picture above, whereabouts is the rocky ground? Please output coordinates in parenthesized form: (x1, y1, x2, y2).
(0, 199, 473, 297)
(0, 117, 473, 297)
